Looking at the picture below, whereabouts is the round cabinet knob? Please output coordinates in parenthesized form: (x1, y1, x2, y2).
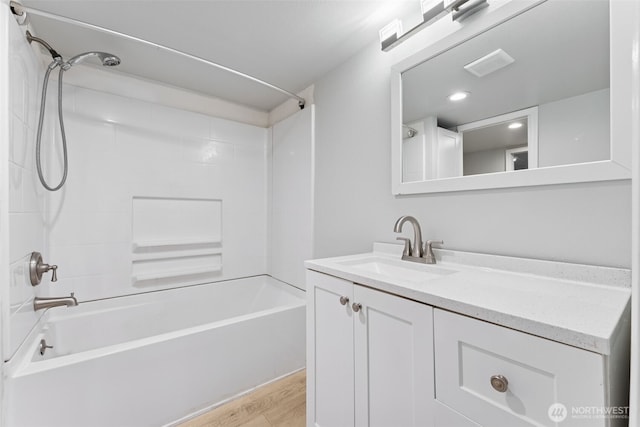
(339, 296, 349, 306)
(490, 375, 509, 393)
(352, 303, 362, 312)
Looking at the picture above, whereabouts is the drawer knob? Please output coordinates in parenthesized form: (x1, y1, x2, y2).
(339, 296, 349, 306)
(490, 375, 509, 393)
(352, 302, 362, 312)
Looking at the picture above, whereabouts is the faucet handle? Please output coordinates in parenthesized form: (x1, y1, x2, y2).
(396, 237, 411, 257)
(29, 252, 59, 286)
(424, 240, 444, 264)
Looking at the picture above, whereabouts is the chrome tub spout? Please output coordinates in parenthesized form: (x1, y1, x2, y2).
(34, 293, 78, 311)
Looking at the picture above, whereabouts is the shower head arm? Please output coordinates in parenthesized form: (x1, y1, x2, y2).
(26, 30, 62, 61)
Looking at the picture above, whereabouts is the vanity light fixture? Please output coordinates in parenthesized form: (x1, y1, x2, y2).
(381, 0, 488, 51)
(508, 122, 523, 129)
(421, 0, 449, 27)
(448, 91, 469, 101)
(379, 19, 403, 51)
(450, 0, 489, 21)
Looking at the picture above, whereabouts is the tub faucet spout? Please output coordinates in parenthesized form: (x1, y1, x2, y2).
(33, 293, 78, 311)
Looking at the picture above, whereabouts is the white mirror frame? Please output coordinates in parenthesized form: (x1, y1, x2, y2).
(391, 0, 635, 195)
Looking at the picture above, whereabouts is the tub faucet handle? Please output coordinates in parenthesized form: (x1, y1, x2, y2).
(29, 252, 59, 285)
(38, 263, 57, 282)
(39, 339, 53, 356)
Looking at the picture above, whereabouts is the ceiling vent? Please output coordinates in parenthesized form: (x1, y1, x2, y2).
(464, 48, 515, 77)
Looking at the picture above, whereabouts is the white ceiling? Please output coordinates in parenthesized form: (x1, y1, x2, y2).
(462, 120, 528, 153)
(19, 0, 419, 111)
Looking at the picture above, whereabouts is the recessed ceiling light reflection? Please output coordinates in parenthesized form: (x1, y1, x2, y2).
(508, 122, 523, 129)
(448, 91, 469, 101)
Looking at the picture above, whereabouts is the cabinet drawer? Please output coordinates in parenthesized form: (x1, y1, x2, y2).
(434, 309, 605, 427)
(434, 400, 480, 427)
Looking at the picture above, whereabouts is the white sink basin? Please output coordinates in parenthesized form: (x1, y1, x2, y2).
(338, 256, 458, 283)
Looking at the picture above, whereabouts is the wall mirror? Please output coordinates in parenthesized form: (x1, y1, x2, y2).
(391, 0, 633, 194)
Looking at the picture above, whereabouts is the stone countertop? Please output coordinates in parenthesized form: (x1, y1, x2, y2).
(305, 243, 631, 355)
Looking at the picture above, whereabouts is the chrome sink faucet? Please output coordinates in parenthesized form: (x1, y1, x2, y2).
(33, 293, 78, 311)
(393, 215, 443, 264)
(394, 215, 424, 258)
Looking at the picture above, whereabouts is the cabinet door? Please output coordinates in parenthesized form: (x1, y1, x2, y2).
(436, 127, 462, 178)
(306, 271, 355, 427)
(353, 285, 434, 427)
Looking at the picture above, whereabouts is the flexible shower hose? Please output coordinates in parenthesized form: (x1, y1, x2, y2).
(35, 60, 68, 191)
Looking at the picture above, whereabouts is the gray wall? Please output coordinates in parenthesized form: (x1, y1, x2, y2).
(463, 148, 508, 176)
(539, 88, 610, 167)
(313, 40, 630, 268)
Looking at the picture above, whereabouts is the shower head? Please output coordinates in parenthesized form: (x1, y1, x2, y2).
(66, 51, 121, 68)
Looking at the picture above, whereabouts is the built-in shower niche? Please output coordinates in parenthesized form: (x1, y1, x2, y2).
(131, 197, 222, 286)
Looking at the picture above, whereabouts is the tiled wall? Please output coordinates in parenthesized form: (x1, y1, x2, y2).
(5, 19, 271, 359)
(47, 81, 269, 302)
(6, 13, 48, 360)
(4, 12, 314, 364)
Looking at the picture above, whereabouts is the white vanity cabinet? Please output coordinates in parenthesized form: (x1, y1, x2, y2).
(306, 270, 434, 427)
(306, 259, 630, 427)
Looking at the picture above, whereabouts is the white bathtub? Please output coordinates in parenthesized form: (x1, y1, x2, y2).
(7, 275, 306, 427)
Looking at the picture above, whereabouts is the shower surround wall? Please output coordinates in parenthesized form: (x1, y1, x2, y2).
(5, 7, 47, 362)
(47, 80, 269, 302)
(4, 5, 275, 367)
(270, 107, 314, 290)
(2, 14, 313, 424)
(3, 11, 315, 382)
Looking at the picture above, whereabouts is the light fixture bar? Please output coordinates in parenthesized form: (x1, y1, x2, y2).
(381, 0, 448, 52)
(8, 1, 306, 109)
(452, 0, 490, 21)
(381, 0, 488, 52)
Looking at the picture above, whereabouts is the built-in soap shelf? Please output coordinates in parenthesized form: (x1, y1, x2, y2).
(131, 197, 223, 286)
(132, 238, 221, 251)
(132, 265, 223, 282)
(131, 246, 222, 262)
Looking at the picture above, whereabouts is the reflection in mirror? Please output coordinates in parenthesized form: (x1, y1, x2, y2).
(400, 0, 609, 184)
(463, 118, 528, 176)
(506, 147, 528, 171)
(458, 107, 537, 176)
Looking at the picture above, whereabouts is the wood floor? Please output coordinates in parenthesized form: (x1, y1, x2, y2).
(179, 370, 306, 427)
